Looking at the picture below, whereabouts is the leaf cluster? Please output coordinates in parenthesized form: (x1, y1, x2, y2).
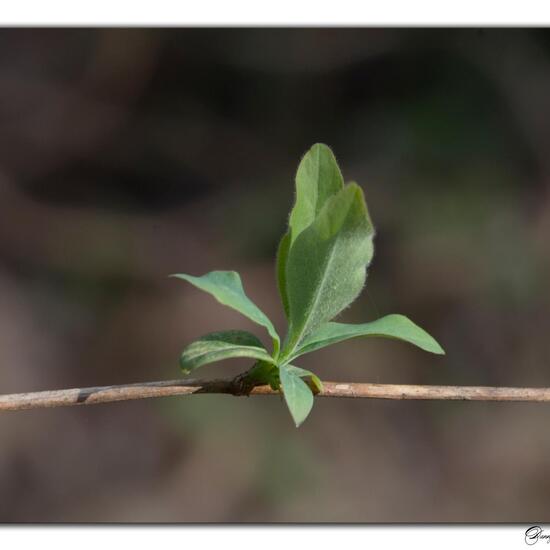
(172, 144, 444, 426)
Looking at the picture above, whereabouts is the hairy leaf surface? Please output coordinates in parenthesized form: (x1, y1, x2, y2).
(278, 144, 344, 320)
(288, 143, 344, 245)
(276, 231, 291, 319)
(283, 183, 375, 356)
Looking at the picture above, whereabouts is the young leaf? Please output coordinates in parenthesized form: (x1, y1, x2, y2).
(279, 364, 314, 427)
(276, 231, 291, 319)
(277, 144, 343, 320)
(179, 330, 275, 375)
(285, 364, 323, 393)
(288, 143, 344, 245)
(291, 314, 445, 360)
(171, 271, 280, 354)
(282, 183, 375, 357)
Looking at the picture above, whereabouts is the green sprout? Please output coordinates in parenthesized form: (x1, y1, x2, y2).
(171, 143, 445, 427)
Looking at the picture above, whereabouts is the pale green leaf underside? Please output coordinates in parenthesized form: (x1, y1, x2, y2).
(179, 330, 275, 374)
(279, 364, 314, 427)
(285, 364, 323, 393)
(288, 143, 344, 246)
(171, 271, 280, 351)
(292, 314, 445, 360)
(283, 182, 375, 357)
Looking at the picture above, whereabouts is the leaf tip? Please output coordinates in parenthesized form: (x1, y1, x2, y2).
(291, 410, 306, 428)
(434, 344, 446, 356)
(423, 332, 446, 356)
(310, 142, 333, 153)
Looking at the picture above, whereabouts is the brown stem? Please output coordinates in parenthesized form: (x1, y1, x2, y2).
(1, 378, 550, 412)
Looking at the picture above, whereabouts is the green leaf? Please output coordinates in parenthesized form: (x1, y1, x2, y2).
(171, 271, 280, 354)
(276, 231, 291, 319)
(282, 183, 375, 357)
(292, 314, 445, 360)
(179, 330, 275, 375)
(288, 143, 344, 246)
(278, 144, 344, 321)
(279, 364, 314, 427)
(285, 365, 323, 393)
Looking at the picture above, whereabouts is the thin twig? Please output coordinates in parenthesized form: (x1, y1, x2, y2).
(1, 378, 550, 411)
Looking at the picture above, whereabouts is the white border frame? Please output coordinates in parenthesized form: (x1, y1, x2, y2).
(0, 0, 550, 25)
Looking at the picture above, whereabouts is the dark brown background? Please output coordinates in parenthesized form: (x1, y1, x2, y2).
(0, 28, 549, 522)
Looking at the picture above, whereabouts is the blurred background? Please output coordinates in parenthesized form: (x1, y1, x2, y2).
(0, 28, 549, 522)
